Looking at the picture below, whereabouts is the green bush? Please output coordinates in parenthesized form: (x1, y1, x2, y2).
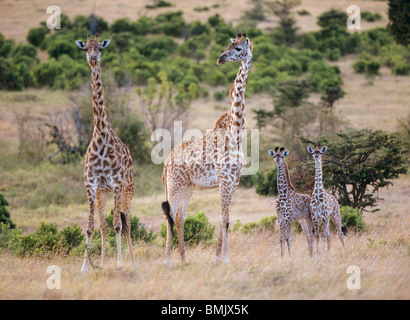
(338, 206, 365, 233)
(233, 215, 277, 234)
(0, 223, 21, 254)
(392, 62, 410, 75)
(0, 194, 15, 229)
(160, 211, 215, 247)
(361, 11, 382, 22)
(18, 222, 84, 257)
(27, 27, 48, 47)
(213, 90, 225, 101)
(255, 168, 278, 196)
(353, 54, 380, 76)
(106, 210, 156, 244)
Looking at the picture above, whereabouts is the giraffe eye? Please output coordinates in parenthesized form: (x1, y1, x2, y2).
(235, 47, 242, 52)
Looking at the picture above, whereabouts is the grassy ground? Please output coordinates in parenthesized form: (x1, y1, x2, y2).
(0, 0, 409, 300)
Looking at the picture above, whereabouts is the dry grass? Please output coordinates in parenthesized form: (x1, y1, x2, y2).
(1, 174, 409, 300)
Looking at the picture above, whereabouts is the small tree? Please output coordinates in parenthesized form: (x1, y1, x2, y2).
(388, 0, 410, 46)
(0, 194, 15, 229)
(265, 0, 301, 45)
(300, 129, 408, 212)
(137, 71, 197, 137)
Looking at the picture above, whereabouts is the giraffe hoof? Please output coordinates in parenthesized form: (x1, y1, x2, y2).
(116, 262, 124, 270)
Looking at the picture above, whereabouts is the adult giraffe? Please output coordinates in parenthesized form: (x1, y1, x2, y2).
(161, 33, 253, 266)
(75, 35, 137, 272)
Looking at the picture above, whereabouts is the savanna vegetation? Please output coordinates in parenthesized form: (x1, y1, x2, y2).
(0, 0, 409, 300)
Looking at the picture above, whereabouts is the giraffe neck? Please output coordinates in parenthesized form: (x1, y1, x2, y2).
(91, 64, 108, 134)
(314, 157, 325, 195)
(229, 52, 252, 131)
(277, 161, 294, 197)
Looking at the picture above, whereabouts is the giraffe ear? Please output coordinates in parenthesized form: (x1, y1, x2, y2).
(321, 146, 328, 153)
(283, 150, 289, 157)
(307, 146, 313, 153)
(100, 39, 111, 49)
(230, 38, 236, 43)
(268, 150, 274, 157)
(75, 40, 86, 50)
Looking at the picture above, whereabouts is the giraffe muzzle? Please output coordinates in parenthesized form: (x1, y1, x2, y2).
(217, 55, 226, 65)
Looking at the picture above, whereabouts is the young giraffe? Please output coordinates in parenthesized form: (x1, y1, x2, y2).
(307, 145, 346, 259)
(268, 147, 314, 257)
(161, 33, 253, 266)
(75, 35, 137, 272)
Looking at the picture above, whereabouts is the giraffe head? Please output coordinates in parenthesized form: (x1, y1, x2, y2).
(307, 145, 328, 161)
(75, 34, 111, 68)
(217, 33, 253, 65)
(268, 147, 289, 166)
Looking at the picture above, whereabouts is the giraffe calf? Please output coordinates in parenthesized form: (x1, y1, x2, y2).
(268, 147, 314, 257)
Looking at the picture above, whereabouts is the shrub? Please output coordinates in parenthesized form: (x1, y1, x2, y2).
(46, 40, 76, 59)
(145, 0, 172, 9)
(255, 168, 278, 196)
(353, 54, 380, 76)
(338, 206, 365, 233)
(233, 215, 277, 234)
(213, 90, 225, 101)
(18, 222, 84, 257)
(160, 211, 215, 247)
(392, 62, 410, 75)
(111, 18, 133, 33)
(0, 223, 21, 254)
(111, 113, 150, 164)
(317, 9, 348, 28)
(106, 210, 156, 244)
(27, 27, 48, 47)
(361, 11, 382, 22)
(0, 194, 15, 228)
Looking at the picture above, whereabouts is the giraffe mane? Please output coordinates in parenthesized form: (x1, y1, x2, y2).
(229, 82, 235, 103)
(283, 160, 296, 191)
(214, 111, 229, 129)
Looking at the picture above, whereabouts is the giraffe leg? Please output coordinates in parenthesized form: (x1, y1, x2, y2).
(216, 184, 233, 264)
(165, 189, 183, 268)
(299, 218, 314, 257)
(331, 206, 346, 249)
(279, 222, 285, 258)
(81, 185, 97, 274)
(113, 185, 124, 269)
(286, 227, 292, 258)
(175, 184, 195, 263)
(96, 189, 109, 268)
(121, 183, 137, 269)
(311, 215, 320, 259)
(325, 221, 332, 260)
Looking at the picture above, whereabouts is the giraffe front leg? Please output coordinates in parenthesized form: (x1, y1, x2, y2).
(311, 215, 320, 259)
(122, 183, 137, 269)
(113, 186, 124, 269)
(299, 218, 314, 257)
(96, 190, 108, 268)
(81, 185, 97, 274)
(217, 183, 233, 265)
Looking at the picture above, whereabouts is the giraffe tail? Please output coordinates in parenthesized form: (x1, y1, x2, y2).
(120, 211, 129, 236)
(162, 201, 174, 236)
(341, 225, 347, 236)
